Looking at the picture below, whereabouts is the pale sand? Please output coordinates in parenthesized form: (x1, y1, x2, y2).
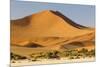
(11, 57, 95, 67)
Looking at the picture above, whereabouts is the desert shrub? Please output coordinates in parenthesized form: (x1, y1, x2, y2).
(77, 48, 95, 58)
(36, 52, 47, 59)
(74, 55, 80, 59)
(69, 56, 74, 59)
(43, 50, 60, 59)
(90, 49, 95, 57)
(79, 48, 88, 54)
(69, 50, 78, 56)
(60, 50, 73, 57)
(11, 52, 27, 60)
(87, 49, 95, 57)
(45, 52, 53, 59)
(78, 48, 88, 57)
(59, 51, 68, 57)
(29, 48, 95, 60)
(29, 52, 48, 60)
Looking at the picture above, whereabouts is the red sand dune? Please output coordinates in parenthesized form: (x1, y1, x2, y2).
(11, 10, 95, 48)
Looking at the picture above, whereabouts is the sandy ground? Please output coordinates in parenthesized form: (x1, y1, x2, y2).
(11, 57, 95, 67)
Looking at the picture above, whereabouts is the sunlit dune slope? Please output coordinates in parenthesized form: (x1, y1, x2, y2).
(11, 10, 95, 47)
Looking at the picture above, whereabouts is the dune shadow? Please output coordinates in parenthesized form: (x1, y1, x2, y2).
(50, 10, 88, 29)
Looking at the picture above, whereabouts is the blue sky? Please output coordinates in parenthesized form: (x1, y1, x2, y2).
(11, 0, 95, 27)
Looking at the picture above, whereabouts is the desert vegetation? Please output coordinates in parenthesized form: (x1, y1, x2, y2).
(11, 48, 95, 63)
(11, 52, 27, 60)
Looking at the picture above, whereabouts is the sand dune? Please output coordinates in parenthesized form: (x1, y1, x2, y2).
(11, 10, 95, 49)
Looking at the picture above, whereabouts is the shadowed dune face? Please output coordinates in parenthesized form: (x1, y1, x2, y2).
(50, 10, 88, 29)
(11, 10, 95, 50)
(11, 16, 31, 26)
(61, 41, 93, 49)
(24, 42, 43, 48)
(12, 42, 43, 48)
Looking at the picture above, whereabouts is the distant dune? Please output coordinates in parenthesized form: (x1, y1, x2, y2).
(11, 10, 95, 50)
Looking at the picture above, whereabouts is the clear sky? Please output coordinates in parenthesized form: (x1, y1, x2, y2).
(11, 0, 95, 27)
